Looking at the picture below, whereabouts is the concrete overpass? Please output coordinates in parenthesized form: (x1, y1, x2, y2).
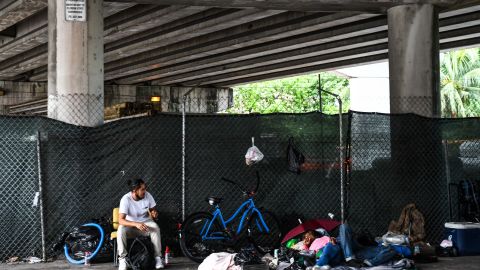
(0, 0, 479, 125)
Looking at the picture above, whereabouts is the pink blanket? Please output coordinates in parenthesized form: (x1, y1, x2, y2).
(309, 236, 331, 252)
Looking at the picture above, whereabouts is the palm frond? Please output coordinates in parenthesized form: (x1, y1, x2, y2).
(463, 68, 480, 87)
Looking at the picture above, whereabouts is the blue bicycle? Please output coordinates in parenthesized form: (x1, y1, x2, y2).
(179, 172, 282, 262)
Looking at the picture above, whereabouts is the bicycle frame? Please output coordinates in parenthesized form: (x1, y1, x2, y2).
(200, 198, 270, 241)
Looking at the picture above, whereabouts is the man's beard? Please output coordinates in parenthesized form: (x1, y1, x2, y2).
(135, 192, 145, 199)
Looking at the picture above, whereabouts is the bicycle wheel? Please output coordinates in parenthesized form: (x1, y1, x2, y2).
(247, 210, 282, 254)
(63, 223, 105, 265)
(179, 212, 225, 263)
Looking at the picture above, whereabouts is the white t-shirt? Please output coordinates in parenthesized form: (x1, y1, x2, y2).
(119, 191, 156, 222)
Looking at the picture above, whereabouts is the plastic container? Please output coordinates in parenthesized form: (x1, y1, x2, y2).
(84, 251, 91, 266)
(444, 222, 480, 256)
(164, 246, 170, 265)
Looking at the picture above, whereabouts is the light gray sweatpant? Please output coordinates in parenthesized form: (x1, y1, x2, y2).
(117, 220, 162, 259)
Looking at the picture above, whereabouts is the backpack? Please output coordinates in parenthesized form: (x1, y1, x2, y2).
(459, 180, 480, 222)
(233, 245, 262, 266)
(127, 236, 155, 270)
(287, 137, 305, 174)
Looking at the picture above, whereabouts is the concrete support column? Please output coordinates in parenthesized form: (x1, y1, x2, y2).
(387, 5, 445, 226)
(388, 4, 440, 117)
(48, 0, 104, 127)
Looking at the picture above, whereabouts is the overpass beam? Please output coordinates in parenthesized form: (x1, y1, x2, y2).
(388, 4, 440, 117)
(47, 0, 104, 127)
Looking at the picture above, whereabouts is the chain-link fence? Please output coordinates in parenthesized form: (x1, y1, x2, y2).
(184, 112, 347, 231)
(1, 100, 480, 262)
(349, 112, 447, 242)
(0, 117, 42, 261)
(390, 96, 437, 117)
(441, 118, 480, 223)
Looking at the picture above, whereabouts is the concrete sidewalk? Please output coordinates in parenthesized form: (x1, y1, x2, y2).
(1, 257, 198, 270)
(2, 256, 480, 270)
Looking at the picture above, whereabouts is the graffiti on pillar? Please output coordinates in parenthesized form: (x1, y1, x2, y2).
(65, 0, 86, 22)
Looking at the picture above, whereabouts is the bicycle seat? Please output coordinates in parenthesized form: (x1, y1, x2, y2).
(206, 197, 223, 206)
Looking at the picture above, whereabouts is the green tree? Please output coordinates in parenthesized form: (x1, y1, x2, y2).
(440, 48, 480, 118)
(229, 72, 349, 114)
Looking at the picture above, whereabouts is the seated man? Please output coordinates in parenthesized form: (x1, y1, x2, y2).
(117, 178, 164, 270)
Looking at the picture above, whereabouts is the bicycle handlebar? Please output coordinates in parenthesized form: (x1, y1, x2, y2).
(221, 171, 260, 196)
(221, 177, 243, 192)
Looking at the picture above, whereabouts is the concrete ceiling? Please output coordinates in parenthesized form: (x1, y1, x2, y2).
(0, 0, 479, 87)
(106, 0, 467, 12)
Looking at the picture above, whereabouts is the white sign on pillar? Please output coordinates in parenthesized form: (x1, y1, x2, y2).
(65, 0, 87, 22)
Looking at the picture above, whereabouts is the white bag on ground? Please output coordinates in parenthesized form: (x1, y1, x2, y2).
(382, 231, 409, 245)
(245, 137, 264, 165)
(198, 252, 241, 270)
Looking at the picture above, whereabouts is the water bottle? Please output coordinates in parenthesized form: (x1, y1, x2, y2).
(164, 246, 170, 265)
(414, 244, 420, 256)
(84, 251, 90, 266)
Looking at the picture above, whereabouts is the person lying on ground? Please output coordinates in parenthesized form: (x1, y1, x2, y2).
(311, 224, 407, 269)
(291, 230, 332, 253)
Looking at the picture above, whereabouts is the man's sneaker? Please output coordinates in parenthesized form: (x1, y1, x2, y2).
(364, 259, 373, 267)
(345, 259, 364, 268)
(118, 258, 127, 270)
(155, 256, 165, 269)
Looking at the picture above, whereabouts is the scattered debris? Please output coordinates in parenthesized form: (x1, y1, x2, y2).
(6, 256, 19, 264)
(26, 256, 42, 264)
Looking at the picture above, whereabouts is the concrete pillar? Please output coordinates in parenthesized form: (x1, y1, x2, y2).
(48, 0, 104, 127)
(387, 5, 446, 228)
(388, 4, 440, 117)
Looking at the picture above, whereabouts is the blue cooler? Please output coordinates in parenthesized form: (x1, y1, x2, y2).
(444, 222, 480, 256)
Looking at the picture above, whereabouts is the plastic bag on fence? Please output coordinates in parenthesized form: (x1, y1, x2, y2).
(245, 137, 264, 166)
(287, 137, 305, 174)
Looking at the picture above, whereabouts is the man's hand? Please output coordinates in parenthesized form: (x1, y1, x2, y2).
(150, 208, 159, 220)
(330, 237, 337, 245)
(135, 222, 149, 232)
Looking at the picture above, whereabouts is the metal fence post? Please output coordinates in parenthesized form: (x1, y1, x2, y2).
(182, 98, 186, 222)
(36, 131, 46, 261)
(443, 140, 453, 220)
(319, 90, 345, 223)
(182, 87, 195, 221)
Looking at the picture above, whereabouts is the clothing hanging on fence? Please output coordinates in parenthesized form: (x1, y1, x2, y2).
(388, 203, 425, 244)
(287, 137, 305, 174)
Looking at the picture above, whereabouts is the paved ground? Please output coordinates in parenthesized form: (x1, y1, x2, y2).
(1, 257, 198, 270)
(2, 256, 480, 270)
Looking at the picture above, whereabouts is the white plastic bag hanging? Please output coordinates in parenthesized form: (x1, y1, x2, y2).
(245, 137, 264, 166)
